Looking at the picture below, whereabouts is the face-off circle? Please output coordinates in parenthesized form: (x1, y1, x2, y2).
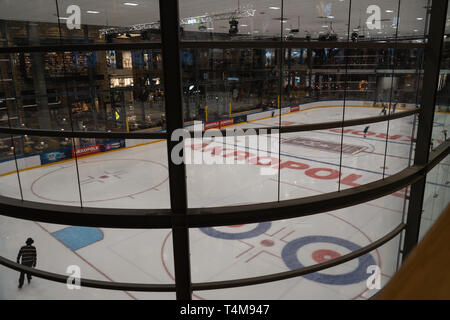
(199, 222, 272, 240)
(281, 235, 376, 285)
(31, 159, 168, 203)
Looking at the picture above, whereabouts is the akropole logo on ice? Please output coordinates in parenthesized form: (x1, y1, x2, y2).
(171, 122, 280, 174)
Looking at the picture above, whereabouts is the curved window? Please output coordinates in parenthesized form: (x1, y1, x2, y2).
(0, 0, 448, 301)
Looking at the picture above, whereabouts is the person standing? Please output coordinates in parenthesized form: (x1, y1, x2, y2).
(17, 237, 37, 289)
(363, 126, 370, 138)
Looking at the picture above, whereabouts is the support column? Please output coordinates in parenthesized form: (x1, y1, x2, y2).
(159, 0, 192, 300)
(403, 0, 448, 259)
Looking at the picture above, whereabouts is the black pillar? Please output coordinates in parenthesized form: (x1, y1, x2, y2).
(403, 0, 448, 259)
(159, 0, 192, 300)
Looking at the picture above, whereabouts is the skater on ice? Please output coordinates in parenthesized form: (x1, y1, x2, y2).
(363, 126, 370, 138)
(17, 238, 37, 289)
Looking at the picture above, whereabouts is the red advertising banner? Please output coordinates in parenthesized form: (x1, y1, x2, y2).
(219, 118, 234, 127)
(204, 118, 234, 130)
(72, 144, 101, 157)
(204, 121, 220, 130)
(290, 105, 300, 112)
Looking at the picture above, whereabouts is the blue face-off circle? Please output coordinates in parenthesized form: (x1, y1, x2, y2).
(199, 222, 272, 240)
(281, 235, 376, 285)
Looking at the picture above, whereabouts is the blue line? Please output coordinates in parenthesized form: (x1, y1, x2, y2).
(426, 181, 450, 189)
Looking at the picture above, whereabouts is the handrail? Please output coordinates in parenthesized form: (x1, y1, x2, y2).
(181, 40, 427, 49)
(0, 255, 174, 292)
(0, 140, 447, 228)
(0, 223, 404, 292)
(0, 108, 418, 139)
(0, 128, 168, 140)
(0, 40, 426, 54)
(200, 108, 419, 137)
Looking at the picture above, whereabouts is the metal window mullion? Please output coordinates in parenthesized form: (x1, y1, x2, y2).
(396, 2, 429, 270)
(382, 0, 402, 179)
(159, 0, 192, 300)
(55, 0, 84, 208)
(337, 0, 352, 191)
(403, 0, 448, 260)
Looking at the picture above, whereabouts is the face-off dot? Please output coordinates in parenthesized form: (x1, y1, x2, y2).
(312, 249, 341, 263)
(227, 224, 245, 228)
(260, 239, 275, 247)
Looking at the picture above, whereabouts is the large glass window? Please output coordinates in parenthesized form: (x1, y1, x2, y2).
(0, 0, 447, 301)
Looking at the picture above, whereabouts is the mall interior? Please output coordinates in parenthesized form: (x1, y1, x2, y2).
(0, 0, 449, 300)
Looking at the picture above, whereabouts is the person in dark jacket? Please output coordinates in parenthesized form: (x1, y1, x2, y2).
(363, 126, 370, 138)
(17, 237, 37, 289)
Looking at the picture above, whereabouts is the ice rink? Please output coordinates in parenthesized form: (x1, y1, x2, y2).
(0, 103, 449, 299)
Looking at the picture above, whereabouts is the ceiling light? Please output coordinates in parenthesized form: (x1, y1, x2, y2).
(241, 24, 248, 27)
(322, 25, 329, 28)
(86, 10, 99, 14)
(417, 17, 423, 20)
(253, 30, 259, 33)
(124, 2, 139, 6)
(58, 17, 68, 20)
(327, 16, 334, 19)
(386, 10, 394, 13)
(269, 6, 280, 10)
(414, 29, 419, 32)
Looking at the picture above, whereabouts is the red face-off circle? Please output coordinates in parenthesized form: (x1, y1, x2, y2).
(311, 249, 341, 263)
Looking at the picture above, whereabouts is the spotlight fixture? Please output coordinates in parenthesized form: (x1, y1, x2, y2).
(351, 31, 358, 42)
(198, 23, 207, 32)
(229, 18, 239, 35)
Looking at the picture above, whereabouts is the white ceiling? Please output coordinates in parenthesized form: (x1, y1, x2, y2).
(0, 0, 447, 39)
